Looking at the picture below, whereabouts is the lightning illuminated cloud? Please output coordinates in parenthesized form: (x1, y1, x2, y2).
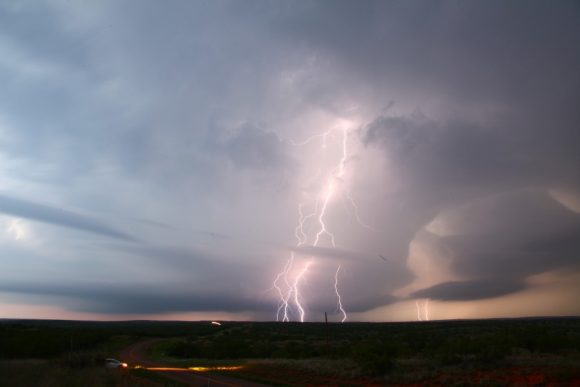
(7, 218, 26, 240)
(272, 120, 377, 322)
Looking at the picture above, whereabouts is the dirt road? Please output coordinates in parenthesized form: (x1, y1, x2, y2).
(119, 339, 270, 387)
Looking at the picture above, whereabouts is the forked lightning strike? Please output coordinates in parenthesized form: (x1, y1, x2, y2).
(313, 181, 336, 247)
(293, 261, 312, 323)
(273, 121, 374, 322)
(273, 254, 294, 322)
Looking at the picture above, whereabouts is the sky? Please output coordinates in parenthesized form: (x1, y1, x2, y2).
(0, 0, 579, 322)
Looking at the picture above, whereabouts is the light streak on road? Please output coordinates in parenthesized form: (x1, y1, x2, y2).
(139, 366, 243, 372)
(189, 366, 243, 372)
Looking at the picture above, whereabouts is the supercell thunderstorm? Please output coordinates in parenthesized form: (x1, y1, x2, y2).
(271, 119, 430, 322)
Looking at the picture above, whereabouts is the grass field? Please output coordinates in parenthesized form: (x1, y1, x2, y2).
(1, 317, 579, 386)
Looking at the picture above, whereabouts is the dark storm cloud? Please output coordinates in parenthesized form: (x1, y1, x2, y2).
(0, 194, 135, 241)
(360, 82, 580, 287)
(412, 280, 527, 301)
(308, 293, 398, 314)
(355, 1, 580, 304)
(113, 243, 254, 283)
(292, 245, 368, 261)
(364, 113, 519, 188)
(0, 281, 271, 314)
(441, 191, 580, 280)
(224, 123, 294, 171)
(0, 0, 579, 318)
(412, 191, 580, 301)
(281, 1, 580, 105)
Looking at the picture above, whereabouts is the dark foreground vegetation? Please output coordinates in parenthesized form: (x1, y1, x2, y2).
(0, 319, 200, 386)
(1, 317, 579, 386)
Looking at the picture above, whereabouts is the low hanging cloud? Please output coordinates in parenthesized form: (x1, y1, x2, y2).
(0, 194, 135, 241)
(412, 280, 527, 301)
(292, 244, 369, 261)
(412, 190, 580, 301)
(442, 191, 580, 280)
(0, 280, 270, 314)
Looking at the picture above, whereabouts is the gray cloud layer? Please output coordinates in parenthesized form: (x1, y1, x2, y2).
(0, 1, 578, 318)
(0, 280, 269, 314)
(0, 194, 135, 241)
(412, 280, 527, 301)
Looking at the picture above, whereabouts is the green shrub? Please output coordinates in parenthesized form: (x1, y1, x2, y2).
(351, 341, 395, 375)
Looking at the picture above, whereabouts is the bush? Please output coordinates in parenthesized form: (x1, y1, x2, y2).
(351, 341, 395, 375)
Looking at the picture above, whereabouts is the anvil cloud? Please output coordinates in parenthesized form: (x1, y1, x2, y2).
(0, 1, 578, 321)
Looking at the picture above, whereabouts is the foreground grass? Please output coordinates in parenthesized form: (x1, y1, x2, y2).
(131, 369, 186, 386)
(2, 318, 579, 386)
(158, 318, 580, 385)
(0, 332, 150, 387)
(0, 361, 144, 387)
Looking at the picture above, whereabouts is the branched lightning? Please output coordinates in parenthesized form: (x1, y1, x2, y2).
(272, 121, 374, 322)
(273, 253, 294, 322)
(344, 191, 377, 231)
(313, 180, 336, 247)
(286, 129, 334, 147)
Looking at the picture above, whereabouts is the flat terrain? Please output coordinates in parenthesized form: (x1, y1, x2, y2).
(120, 338, 267, 386)
(1, 317, 579, 386)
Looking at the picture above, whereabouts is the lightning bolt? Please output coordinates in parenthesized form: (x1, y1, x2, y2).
(293, 261, 312, 323)
(286, 130, 334, 147)
(273, 121, 365, 323)
(273, 253, 294, 322)
(313, 180, 336, 247)
(344, 191, 377, 231)
(334, 265, 347, 322)
(415, 300, 423, 321)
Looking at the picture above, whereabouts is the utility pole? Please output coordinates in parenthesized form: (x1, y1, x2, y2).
(324, 312, 329, 354)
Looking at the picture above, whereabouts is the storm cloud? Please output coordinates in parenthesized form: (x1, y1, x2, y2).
(0, 280, 270, 314)
(0, 1, 579, 321)
(412, 280, 527, 302)
(0, 194, 135, 241)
